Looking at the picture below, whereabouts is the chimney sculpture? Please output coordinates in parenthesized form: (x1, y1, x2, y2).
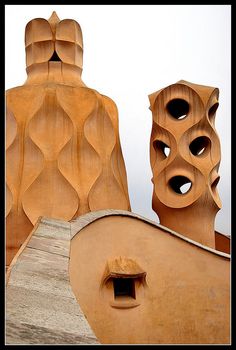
(149, 80, 221, 248)
(6, 12, 130, 266)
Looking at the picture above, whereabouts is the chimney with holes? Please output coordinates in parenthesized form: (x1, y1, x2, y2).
(149, 80, 221, 249)
(6, 11, 230, 346)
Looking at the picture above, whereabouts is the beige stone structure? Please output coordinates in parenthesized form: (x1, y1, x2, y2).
(6, 11, 230, 346)
(69, 210, 230, 344)
(149, 80, 221, 249)
(6, 212, 230, 344)
(6, 12, 130, 267)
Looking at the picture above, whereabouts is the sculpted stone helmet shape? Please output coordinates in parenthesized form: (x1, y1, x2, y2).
(6, 12, 131, 267)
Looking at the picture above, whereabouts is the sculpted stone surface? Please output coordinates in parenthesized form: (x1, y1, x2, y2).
(6, 213, 230, 344)
(6, 12, 130, 267)
(69, 210, 230, 344)
(149, 80, 221, 248)
(5, 12, 230, 346)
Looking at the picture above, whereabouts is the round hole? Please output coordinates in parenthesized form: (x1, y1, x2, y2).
(166, 99, 189, 120)
(169, 176, 192, 194)
(189, 136, 211, 156)
(153, 140, 170, 159)
(208, 103, 219, 122)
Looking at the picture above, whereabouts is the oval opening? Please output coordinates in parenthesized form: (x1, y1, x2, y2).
(208, 103, 219, 123)
(169, 176, 192, 194)
(189, 136, 211, 156)
(211, 176, 220, 194)
(153, 140, 170, 159)
(166, 99, 189, 120)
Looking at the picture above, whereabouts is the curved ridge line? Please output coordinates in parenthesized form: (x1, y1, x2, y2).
(181, 116, 221, 147)
(22, 97, 77, 222)
(21, 131, 46, 225)
(21, 202, 35, 225)
(84, 131, 107, 211)
(110, 145, 130, 202)
(178, 120, 220, 171)
(152, 117, 220, 180)
(19, 135, 46, 196)
(57, 139, 79, 195)
(70, 209, 230, 259)
(152, 120, 177, 142)
(57, 95, 104, 208)
(87, 170, 104, 212)
(152, 97, 205, 137)
(84, 101, 118, 211)
(22, 165, 79, 223)
(53, 99, 79, 197)
(27, 89, 73, 156)
(83, 110, 103, 160)
(156, 156, 205, 185)
(28, 121, 73, 157)
(6, 108, 19, 208)
(5, 182, 13, 218)
(100, 94, 130, 207)
(100, 104, 124, 197)
(54, 166, 80, 220)
(82, 108, 106, 203)
(154, 157, 206, 208)
(7, 90, 45, 225)
(151, 122, 177, 174)
(56, 86, 100, 129)
(84, 134, 103, 195)
(55, 96, 77, 128)
(84, 102, 116, 158)
(6, 108, 18, 151)
(205, 115, 222, 154)
(76, 134, 103, 201)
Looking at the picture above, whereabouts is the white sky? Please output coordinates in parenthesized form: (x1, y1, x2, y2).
(5, 5, 231, 234)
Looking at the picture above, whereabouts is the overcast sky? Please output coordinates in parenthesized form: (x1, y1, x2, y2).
(5, 5, 231, 235)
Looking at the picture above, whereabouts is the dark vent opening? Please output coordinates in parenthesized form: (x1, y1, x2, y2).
(211, 176, 220, 194)
(208, 103, 219, 122)
(153, 140, 170, 158)
(113, 278, 136, 299)
(189, 136, 210, 156)
(169, 176, 192, 194)
(166, 99, 189, 120)
(49, 51, 61, 62)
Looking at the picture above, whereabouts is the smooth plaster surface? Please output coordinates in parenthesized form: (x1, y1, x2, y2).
(6, 211, 230, 344)
(69, 211, 230, 344)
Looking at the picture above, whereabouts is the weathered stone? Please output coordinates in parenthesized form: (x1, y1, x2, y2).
(6, 320, 97, 345)
(6, 217, 99, 345)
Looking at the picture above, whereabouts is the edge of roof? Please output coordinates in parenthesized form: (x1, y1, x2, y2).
(70, 209, 230, 259)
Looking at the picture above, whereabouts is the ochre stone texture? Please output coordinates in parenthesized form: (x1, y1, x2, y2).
(6, 12, 130, 267)
(149, 80, 221, 249)
(215, 230, 230, 254)
(69, 210, 230, 345)
(6, 211, 230, 344)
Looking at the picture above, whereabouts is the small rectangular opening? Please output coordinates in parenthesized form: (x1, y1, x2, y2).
(113, 278, 135, 299)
